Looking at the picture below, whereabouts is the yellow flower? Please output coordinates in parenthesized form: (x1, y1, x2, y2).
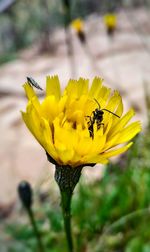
(22, 76, 141, 167)
(71, 18, 84, 33)
(103, 13, 117, 29)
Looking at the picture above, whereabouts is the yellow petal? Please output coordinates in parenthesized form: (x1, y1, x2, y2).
(53, 118, 78, 150)
(71, 18, 84, 32)
(65, 79, 78, 99)
(75, 137, 92, 156)
(77, 78, 89, 97)
(100, 142, 133, 159)
(113, 97, 123, 117)
(104, 14, 117, 28)
(105, 91, 121, 113)
(89, 77, 103, 98)
(23, 83, 37, 100)
(40, 118, 58, 160)
(85, 155, 108, 164)
(114, 121, 141, 145)
(111, 97, 123, 127)
(102, 133, 120, 151)
(46, 76, 61, 101)
(108, 108, 135, 137)
(58, 95, 67, 113)
(21, 110, 42, 146)
(97, 86, 111, 103)
(54, 140, 75, 165)
(30, 96, 41, 114)
(41, 96, 58, 122)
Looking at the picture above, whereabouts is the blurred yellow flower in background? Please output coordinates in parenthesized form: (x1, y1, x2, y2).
(71, 18, 84, 33)
(103, 13, 117, 29)
(22, 76, 141, 167)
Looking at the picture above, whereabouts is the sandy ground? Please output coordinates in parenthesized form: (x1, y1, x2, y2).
(0, 8, 150, 206)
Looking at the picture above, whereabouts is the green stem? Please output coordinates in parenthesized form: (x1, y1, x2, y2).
(65, 27, 76, 77)
(27, 208, 45, 252)
(61, 190, 74, 252)
(54, 164, 83, 252)
(61, 0, 76, 77)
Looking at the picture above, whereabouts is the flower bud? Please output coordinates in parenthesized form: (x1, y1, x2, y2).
(18, 181, 32, 209)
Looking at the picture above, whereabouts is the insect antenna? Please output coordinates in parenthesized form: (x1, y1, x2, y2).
(94, 98, 120, 118)
(102, 108, 120, 118)
(94, 98, 100, 109)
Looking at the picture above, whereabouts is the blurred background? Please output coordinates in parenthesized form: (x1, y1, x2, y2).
(0, 0, 150, 251)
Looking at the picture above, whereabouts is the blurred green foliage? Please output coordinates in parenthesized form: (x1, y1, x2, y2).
(2, 127, 150, 252)
(0, 0, 100, 59)
(0, 0, 146, 64)
(0, 0, 63, 64)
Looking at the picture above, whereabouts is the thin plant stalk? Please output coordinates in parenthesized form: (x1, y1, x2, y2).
(18, 181, 45, 252)
(65, 27, 76, 77)
(27, 207, 45, 252)
(62, 0, 76, 77)
(61, 190, 74, 252)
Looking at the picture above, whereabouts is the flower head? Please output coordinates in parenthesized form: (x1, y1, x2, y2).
(71, 18, 86, 43)
(22, 76, 141, 167)
(71, 18, 84, 33)
(103, 13, 117, 29)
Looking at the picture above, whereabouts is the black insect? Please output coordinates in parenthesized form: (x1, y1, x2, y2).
(86, 98, 120, 139)
(27, 77, 43, 91)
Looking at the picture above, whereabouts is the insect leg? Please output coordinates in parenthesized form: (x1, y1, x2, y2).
(96, 122, 104, 130)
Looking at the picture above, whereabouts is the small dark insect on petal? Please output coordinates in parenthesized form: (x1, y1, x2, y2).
(26, 77, 43, 91)
(86, 98, 120, 139)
